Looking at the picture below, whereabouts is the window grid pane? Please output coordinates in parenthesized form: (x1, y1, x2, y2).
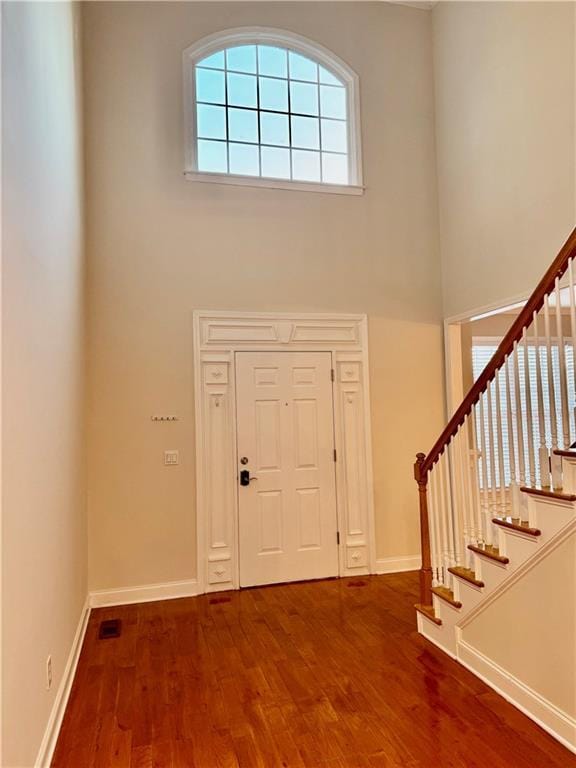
(195, 45, 350, 184)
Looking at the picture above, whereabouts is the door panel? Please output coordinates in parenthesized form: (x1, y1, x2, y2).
(236, 351, 338, 587)
(293, 399, 319, 469)
(255, 399, 282, 471)
(296, 487, 322, 550)
(258, 490, 284, 554)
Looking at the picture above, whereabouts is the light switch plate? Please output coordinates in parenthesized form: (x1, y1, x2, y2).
(164, 450, 179, 466)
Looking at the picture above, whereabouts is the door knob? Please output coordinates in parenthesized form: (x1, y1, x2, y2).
(240, 469, 257, 486)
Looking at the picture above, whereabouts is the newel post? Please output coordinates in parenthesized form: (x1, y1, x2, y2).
(414, 453, 433, 606)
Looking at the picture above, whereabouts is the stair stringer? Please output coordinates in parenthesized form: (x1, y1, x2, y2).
(418, 513, 576, 752)
(417, 492, 576, 655)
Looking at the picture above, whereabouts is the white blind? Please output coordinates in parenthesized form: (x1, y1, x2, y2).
(472, 340, 575, 488)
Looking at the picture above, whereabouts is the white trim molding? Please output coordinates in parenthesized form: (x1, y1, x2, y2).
(444, 290, 529, 327)
(34, 599, 91, 768)
(89, 579, 200, 608)
(183, 27, 363, 194)
(375, 555, 421, 574)
(183, 171, 364, 196)
(193, 310, 376, 594)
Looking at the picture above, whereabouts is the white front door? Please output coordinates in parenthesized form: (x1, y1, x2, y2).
(236, 351, 339, 587)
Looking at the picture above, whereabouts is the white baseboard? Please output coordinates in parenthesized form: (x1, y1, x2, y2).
(374, 555, 421, 574)
(34, 598, 91, 768)
(457, 639, 576, 754)
(33, 579, 200, 765)
(89, 578, 200, 608)
(91, 567, 423, 606)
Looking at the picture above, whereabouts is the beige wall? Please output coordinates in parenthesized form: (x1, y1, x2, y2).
(463, 530, 576, 720)
(1, 2, 86, 765)
(433, 1, 576, 319)
(83, 1, 445, 591)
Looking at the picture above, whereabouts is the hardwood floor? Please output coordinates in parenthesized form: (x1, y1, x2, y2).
(52, 573, 576, 767)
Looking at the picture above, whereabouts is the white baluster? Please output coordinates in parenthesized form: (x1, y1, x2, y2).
(471, 403, 487, 544)
(431, 463, 446, 585)
(445, 448, 457, 570)
(462, 415, 478, 551)
(439, 449, 455, 582)
(486, 378, 499, 522)
(555, 277, 570, 453)
(544, 295, 562, 487)
(434, 462, 447, 587)
(448, 439, 463, 567)
(522, 329, 536, 487)
(512, 341, 527, 516)
(533, 310, 550, 487)
(435, 455, 449, 587)
(568, 257, 576, 443)
(428, 467, 440, 587)
(505, 356, 521, 515)
(457, 424, 474, 567)
(479, 392, 494, 544)
(451, 430, 465, 565)
(494, 367, 507, 516)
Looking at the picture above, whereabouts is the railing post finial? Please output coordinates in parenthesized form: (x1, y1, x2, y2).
(414, 452, 426, 484)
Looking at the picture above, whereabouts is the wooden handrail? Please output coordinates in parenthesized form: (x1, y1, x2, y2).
(420, 226, 576, 477)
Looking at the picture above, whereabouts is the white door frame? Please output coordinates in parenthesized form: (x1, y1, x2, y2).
(443, 291, 529, 418)
(193, 310, 376, 594)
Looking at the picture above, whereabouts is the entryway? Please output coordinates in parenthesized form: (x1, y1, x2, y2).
(193, 311, 375, 593)
(235, 351, 339, 587)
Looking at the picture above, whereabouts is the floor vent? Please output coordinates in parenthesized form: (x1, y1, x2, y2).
(347, 580, 367, 588)
(209, 596, 231, 605)
(98, 619, 122, 639)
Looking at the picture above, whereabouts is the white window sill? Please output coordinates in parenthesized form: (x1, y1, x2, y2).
(183, 170, 365, 196)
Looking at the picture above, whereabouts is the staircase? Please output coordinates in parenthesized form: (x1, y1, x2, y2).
(414, 227, 576, 752)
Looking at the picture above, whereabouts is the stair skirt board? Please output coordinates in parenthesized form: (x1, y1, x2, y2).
(416, 623, 576, 753)
(416, 611, 458, 657)
(457, 640, 576, 754)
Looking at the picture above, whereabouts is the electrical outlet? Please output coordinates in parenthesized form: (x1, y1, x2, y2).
(164, 450, 179, 466)
(46, 656, 53, 691)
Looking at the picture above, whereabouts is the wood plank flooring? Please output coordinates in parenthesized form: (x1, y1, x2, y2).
(52, 573, 576, 767)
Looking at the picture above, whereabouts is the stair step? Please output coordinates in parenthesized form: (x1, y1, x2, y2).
(415, 604, 442, 625)
(492, 517, 541, 536)
(520, 486, 576, 502)
(467, 543, 509, 564)
(431, 586, 462, 608)
(553, 449, 576, 458)
(447, 566, 485, 588)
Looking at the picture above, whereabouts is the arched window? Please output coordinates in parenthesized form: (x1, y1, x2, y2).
(183, 28, 363, 193)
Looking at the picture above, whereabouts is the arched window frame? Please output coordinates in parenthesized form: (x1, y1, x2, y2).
(183, 27, 363, 195)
